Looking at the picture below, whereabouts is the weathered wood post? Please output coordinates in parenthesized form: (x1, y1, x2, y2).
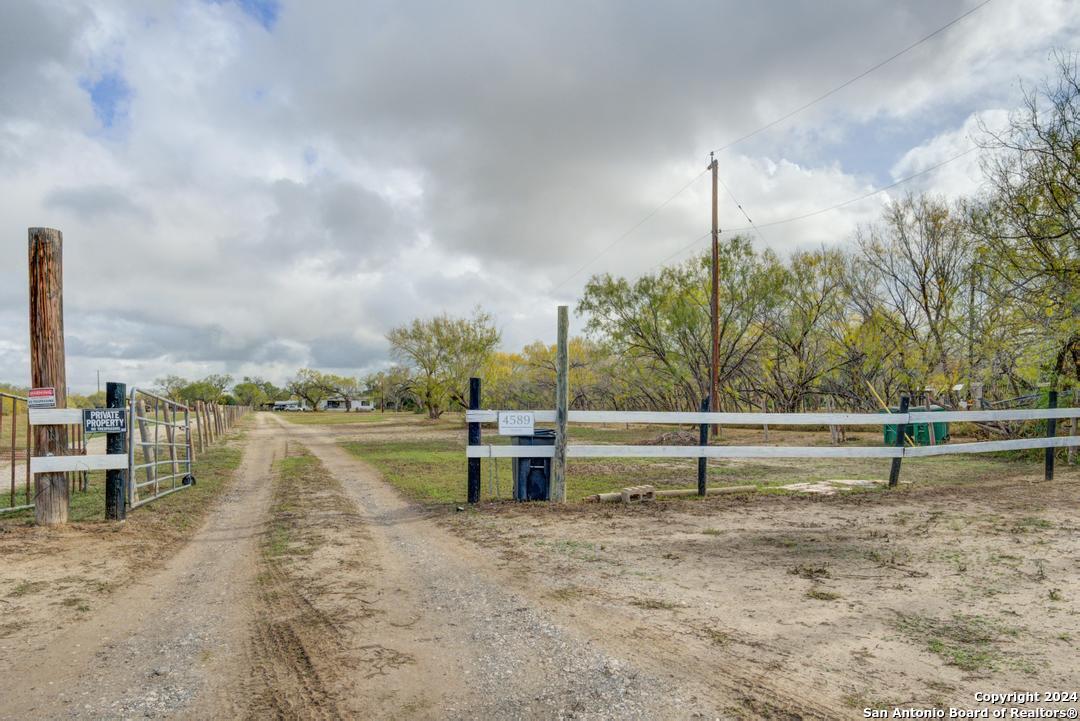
(28, 228, 69, 525)
(1068, 414, 1076, 466)
(888, 395, 910, 487)
(164, 403, 179, 476)
(553, 305, 569, 502)
(1045, 390, 1057, 482)
(201, 401, 211, 445)
(135, 398, 154, 488)
(105, 382, 127, 520)
(202, 402, 213, 444)
(467, 377, 481, 504)
(761, 394, 769, 442)
(697, 397, 709, 496)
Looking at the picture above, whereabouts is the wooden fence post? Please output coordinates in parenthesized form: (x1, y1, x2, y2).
(105, 382, 126, 520)
(697, 396, 709, 496)
(553, 306, 569, 502)
(201, 401, 211, 445)
(1045, 390, 1057, 482)
(1068, 415, 1076, 466)
(888, 395, 910, 488)
(28, 227, 69, 526)
(761, 394, 769, 442)
(202, 402, 213, 444)
(135, 398, 154, 488)
(164, 403, 179, 476)
(827, 396, 838, 446)
(467, 377, 481, 504)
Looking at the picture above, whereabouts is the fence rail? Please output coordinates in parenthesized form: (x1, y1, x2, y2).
(464, 405, 1080, 494)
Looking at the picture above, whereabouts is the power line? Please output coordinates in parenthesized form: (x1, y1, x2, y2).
(645, 145, 978, 272)
(552, 167, 709, 291)
(715, 171, 766, 244)
(724, 146, 977, 231)
(554, 1, 992, 293)
(712, 0, 992, 153)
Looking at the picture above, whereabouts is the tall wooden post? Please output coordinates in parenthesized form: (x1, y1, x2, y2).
(28, 228, 68, 526)
(1045, 390, 1057, 482)
(467, 378, 481, 504)
(709, 155, 720, 434)
(697, 397, 709, 496)
(1068, 415, 1076, 466)
(888, 395, 910, 487)
(553, 305, 569, 502)
(105, 382, 127, 520)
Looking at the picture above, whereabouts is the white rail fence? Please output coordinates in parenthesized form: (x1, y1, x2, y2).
(465, 407, 1080, 460)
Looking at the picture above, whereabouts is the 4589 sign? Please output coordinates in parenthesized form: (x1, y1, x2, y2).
(498, 412, 535, 436)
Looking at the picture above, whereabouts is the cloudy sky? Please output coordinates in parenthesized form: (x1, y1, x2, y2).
(1, 0, 1077, 393)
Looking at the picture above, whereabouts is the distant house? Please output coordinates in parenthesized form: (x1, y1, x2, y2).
(318, 397, 374, 412)
(272, 399, 307, 412)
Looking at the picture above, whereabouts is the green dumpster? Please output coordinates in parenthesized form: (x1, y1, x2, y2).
(881, 405, 949, 445)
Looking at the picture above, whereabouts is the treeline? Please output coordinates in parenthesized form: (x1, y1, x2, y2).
(397, 55, 1080, 416)
(151, 370, 421, 413)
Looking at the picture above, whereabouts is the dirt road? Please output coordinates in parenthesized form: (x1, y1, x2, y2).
(269, 414, 713, 719)
(0, 414, 283, 720)
(0, 414, 731, 719)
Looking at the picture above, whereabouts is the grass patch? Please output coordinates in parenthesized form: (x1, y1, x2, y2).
(7, 580, 48, 597)
(333, 418, 1058, 507)
(703, 628, 730, 646)
(790, 563, 830, 579)
(805, 587, 841, 601)
(277, 410, 428, 426)
(893, 612, 1018, 672)
(630, 597, 678, 611)
(264, 452, 322, 558)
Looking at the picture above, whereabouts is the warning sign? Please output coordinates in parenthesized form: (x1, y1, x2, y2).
(28, 387, 56, 409)
(83, 408, 127, 434)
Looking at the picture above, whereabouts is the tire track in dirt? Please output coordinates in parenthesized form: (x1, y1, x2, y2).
(0, 414, 282, 720)
(276, 414, 852, 719)
(240, 441, 373, 720)
(272, 414, 714, 719)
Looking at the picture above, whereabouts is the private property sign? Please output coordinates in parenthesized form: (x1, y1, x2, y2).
(83, 408, 127, 434)
(498, 411, 535, 436)
(28, 387, 56, 409)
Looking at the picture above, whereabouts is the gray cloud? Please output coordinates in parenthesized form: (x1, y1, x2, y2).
(46, 185, 151, 221)
(0, 0, 1077, 392)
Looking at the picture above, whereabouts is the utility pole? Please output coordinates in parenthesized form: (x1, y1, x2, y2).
(709, 153, 720, 434)
(28, 227, 69, 526)
(97, 370, 101, 395)
(553, 305, 569, 502)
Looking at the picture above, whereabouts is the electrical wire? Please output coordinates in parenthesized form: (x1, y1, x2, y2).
(551, 167, 709, 291)
(554, 0, 992, 291)
(643, 145, 978, 272)
(722, 146, 977, 231)
(711, 0, 992, 153)
(716, 171, 766, 244)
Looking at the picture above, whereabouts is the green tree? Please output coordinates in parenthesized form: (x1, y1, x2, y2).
(155, 375, 188, 401)
(232, 378, 269, 407)
(286, 369, 331, 411)
(386, 310, 500, 418)
(578, 236, 783, 410)
(974, 52, 1080, 389)
(317, 373, 362, 410)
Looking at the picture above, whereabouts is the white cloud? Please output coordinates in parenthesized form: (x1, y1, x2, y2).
(0, 0, 1077, 392)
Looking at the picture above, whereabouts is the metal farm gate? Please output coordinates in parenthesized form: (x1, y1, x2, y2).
(127, 388, 195, 509)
